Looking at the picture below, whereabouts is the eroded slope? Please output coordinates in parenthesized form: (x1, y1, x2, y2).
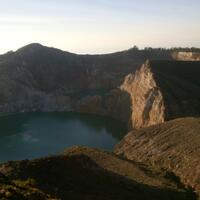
(115, 117, 200, 197)
(0, 146, 196, 200)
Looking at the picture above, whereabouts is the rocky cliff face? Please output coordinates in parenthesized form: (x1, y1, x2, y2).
(0, 45, 199, 128)
(0, 44, 173, 125)
(74, 89, 132, 126)
(114, 117, 200, 198)
(120, 60, 200, 128)
(120, 61, 165, 128)
(172, 52, 200, 61)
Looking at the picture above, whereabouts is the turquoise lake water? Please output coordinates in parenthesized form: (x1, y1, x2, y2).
(0, 112, 126, 162)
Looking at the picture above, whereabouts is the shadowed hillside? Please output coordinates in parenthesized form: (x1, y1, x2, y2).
(0, 44, 199, 127)
(0, 43, 172, 93)
(0, 44, 173, 124)
(150, 60, 200, 119)
(115, 117, 200, 198)
(0, 146, 197, 200)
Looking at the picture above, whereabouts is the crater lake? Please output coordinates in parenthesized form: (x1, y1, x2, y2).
(0, 112, 126, 162)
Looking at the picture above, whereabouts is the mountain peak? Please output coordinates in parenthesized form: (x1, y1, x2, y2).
(17, 43, 44, 52)
(25, 43, 43, 48)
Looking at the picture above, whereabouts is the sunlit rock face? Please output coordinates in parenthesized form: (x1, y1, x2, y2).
(120, 60, 200, 128)
(172, 52, 200, 61)
(120, 61, 165, 129)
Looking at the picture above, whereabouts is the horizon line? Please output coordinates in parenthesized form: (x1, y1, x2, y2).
(1, 42, 200, 56)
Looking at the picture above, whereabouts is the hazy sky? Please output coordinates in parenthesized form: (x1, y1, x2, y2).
(0, 0, 200, 54)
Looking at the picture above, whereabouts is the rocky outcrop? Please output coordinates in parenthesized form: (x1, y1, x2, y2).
(115, 117, 200, 198)
(74, 89, 132, 126)
(120, 60, 200, 128)
(120, 61, 165, 128)
(172, 52, 200, 61)
(0, 146, 196, 200)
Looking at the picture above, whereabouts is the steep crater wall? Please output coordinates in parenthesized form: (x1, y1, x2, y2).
(0, 44, 199, 129)
(0, 44, 172, 127)
(120, 60, 200, 128)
